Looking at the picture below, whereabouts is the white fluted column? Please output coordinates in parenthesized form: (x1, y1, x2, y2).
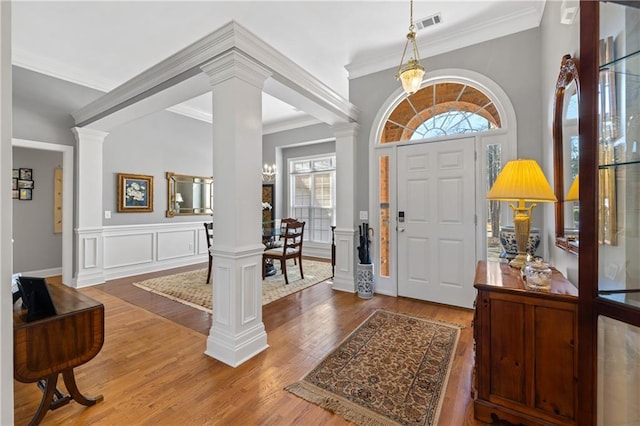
(72, 127, 108, 287)
(200, 51, 271, 367)
(332, 123, 358, 292)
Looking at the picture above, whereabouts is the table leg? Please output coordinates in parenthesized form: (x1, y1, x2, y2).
(61, 369, 104, 406)
(29, 374, 59, 426)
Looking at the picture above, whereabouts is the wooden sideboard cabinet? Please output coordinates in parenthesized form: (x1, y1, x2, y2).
(473, 261, 578, 425)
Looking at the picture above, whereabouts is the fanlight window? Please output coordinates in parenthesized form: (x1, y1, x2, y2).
(381, 82, 501, 143)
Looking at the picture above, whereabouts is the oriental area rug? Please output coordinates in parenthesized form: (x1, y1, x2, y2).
(132, 259, 332, 314)
(285, 310, 460, 426)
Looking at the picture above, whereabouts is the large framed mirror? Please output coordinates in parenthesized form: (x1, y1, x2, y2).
(166, 172, 213, 217)
(553, 54, 580, 254)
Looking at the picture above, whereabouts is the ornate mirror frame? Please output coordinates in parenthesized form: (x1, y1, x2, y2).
(165, 172, 213, 218)
(553, 54, 580, 253)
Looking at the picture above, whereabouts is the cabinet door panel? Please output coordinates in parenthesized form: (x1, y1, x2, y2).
(489, 298, 525, 403)
(534, 305, 577, 420)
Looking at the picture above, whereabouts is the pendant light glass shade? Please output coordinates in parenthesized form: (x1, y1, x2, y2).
(399, 59, 425, 95)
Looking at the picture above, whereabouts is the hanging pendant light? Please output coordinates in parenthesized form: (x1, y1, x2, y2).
(396, 0, 425, 95)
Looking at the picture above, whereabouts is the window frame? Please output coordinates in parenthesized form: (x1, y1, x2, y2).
(288, 153, 336, 244)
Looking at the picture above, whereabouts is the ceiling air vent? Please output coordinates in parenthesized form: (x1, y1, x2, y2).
(415, 13, 442, 31)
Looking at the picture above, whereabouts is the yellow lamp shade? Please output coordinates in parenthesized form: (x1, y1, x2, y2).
(487, 159, 557, 203)
(565, 174, 579, 201)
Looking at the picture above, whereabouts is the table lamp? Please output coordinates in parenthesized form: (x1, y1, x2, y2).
(565, 174, 579, 202)
(487, 159, 557, 269)
(175, 192, 184, 210)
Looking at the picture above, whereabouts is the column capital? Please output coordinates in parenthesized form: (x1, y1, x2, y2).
(201, 50, 271, 90)
(72, 127, 109, 144)
(332, 122, 359, 139)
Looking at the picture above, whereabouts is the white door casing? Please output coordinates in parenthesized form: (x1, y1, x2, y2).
(397, 137, 476, 308)
(368, 70, 517, 301)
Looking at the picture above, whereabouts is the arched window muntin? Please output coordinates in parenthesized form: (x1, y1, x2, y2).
(379, 80, 504, 145)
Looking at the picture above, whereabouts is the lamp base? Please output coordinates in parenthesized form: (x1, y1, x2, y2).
(509, 253, 527, 269)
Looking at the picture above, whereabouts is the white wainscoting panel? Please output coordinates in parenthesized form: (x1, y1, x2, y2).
(242, 263, 258, 325)
(215, 264, 231, 325)
(104, 232, 154, 269)
(76, 228, 105, 287)
(83, 236, 99, 269)
(101, 222, 208, 280)
(302, 241, 331, 260)
(157, 228, 196, 261)
(198, 226, 209, 255)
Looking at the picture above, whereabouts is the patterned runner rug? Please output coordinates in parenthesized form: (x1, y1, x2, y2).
(132, 259, 332, 313)
(285, 310, 460, 426)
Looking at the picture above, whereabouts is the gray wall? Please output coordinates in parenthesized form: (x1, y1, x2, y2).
(12, 147, 63, 273)
(12, 66, 102, 146)
(104, 109, 212, 225)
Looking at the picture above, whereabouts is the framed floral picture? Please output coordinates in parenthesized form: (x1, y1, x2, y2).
(117, 173, 153, 212)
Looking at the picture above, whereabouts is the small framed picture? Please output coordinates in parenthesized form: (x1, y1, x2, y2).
(19, 168, 32, 180)
(18, 180, 34, 189)
(12, 169, 19, 179)
(117, 173, 154, 212)
(12, 190, 19, 199)
(19, 188, 32, 201)
(12, 178, 17, 190)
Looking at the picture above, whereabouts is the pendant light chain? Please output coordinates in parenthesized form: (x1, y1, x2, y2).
(396, 0, 425, 95)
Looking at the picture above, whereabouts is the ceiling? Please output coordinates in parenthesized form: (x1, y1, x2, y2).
(11, 0, 546, 133)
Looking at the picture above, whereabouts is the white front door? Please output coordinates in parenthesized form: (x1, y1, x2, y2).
(397, 138, 476, 308)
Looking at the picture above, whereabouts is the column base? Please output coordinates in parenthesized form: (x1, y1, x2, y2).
(205, 322, 268, 367)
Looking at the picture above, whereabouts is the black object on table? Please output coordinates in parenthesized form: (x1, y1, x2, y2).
(262, 227, 281, 277)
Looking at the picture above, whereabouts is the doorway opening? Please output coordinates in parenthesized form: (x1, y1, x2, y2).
(12, 139, 74, 285)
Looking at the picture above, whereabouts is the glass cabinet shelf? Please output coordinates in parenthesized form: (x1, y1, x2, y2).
(599, 159, 640, 168)
(600, 48, 640, 74)
(596, 31, 640, 312)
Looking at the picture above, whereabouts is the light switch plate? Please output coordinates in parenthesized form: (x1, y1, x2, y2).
(359, 211, 368, 220)
(104, 210, 111, 219)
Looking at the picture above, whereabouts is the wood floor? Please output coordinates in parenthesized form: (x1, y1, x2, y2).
(14, 262, 489, 426)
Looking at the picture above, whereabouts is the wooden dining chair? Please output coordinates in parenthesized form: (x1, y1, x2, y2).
(263, 220, 305, 284)
(204, 222, 213, 284)
(278, 217, 298, 262)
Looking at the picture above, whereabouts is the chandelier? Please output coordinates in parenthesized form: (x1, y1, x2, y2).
(396, 0, 425, 95)
(262, 163, 276, 182)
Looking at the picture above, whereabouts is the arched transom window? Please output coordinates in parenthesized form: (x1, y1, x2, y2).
(381, 82, 502, 143)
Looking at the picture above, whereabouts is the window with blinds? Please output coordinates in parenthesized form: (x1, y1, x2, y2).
(289, 155, 336, 243)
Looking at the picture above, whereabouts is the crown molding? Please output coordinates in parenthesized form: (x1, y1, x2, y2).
(166, 103, 212, 123)
(263, 115, 321, 135)
(346, 1, 545, 80)
(13, 47, 116, 92)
